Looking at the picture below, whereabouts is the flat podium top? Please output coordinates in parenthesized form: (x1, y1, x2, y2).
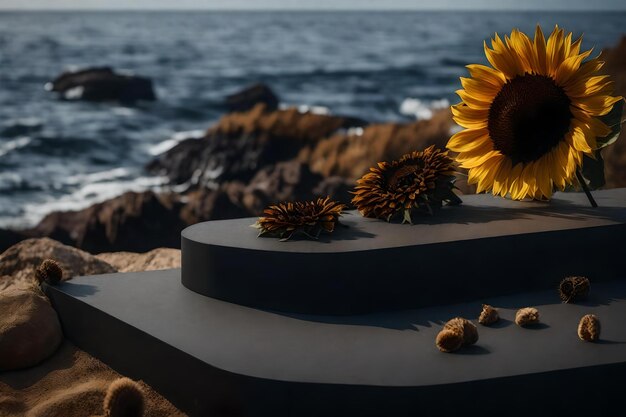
(182, 189, 626, 253)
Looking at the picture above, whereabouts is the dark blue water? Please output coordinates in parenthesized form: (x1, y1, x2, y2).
(0, 11, 624, 228)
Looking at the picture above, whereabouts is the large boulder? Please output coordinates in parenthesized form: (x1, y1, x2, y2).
(47, 67, 156, 103)
(96, 248, 181, 273)
(225, 83, 279, 113)
(0, 238, 116, 291)
(146, 103, 368, 185)
(0, 287, 63, 371)
(600, 36, 626, 189)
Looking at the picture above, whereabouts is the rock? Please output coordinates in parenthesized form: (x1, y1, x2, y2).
(0, 287, 63, 371)
(225, 83, 279, 113)
(31, 191, 185, 254)
(600, 36, 626, 189)
(147, 103, 368, 185)
(298, 109, 474, 195)
(299, 109, 455, 180)
(0, 238, 116, 291)
(96, 248, 181, 273)
(47, 67, 156, 103)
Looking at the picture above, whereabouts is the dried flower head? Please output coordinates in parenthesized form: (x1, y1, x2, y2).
(253, 196, 346, 241)
(352, 146, 461, 224)
(35, 259, 64, 285)
(559, 276, 590, 303)
(478, 304, 500, 326)
(578, 314, 601, 342)
(104, 378, 145, 417)
(515, 307, 540, 327)
(436, 328, 464, 353)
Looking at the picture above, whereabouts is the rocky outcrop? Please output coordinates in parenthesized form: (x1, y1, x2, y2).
(600, 36, 626, 189)
(47, 67, 156, 103)
(0, 286, 63, 371)
(0, 238, 115, 291)
(147, 103, 368, 185)
(299, 109, 456, 180)
(226, 83, 279, 113)
(96, 248, 181, 273)
(32, 191, 185, 254)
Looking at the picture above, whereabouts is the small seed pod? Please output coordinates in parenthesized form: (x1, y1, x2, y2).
(515, 307, 540, 327)
(478, 304, 499, 325)
(436, 329, 464, 353)
(559, 276, 590, 303)
(578, 314, 601, 342)
(443, 317, 478, 346)
(104, 378, 145, 417)
(35, 259, 64, 285)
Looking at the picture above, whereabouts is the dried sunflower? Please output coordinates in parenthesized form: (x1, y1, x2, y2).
(352, 146, 461, 223)
(253, 196, 346, 241)
(447, 25, 624, 203)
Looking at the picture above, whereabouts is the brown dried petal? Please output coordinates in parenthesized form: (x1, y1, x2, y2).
(478, 304, 500, 326)
(444, 317, 478, 346)
(35, 259, 64, 285)
(559, 276, 590, 303)
(515, 307, 540, 327)
(578, 314, 601, 342)
(436, 329, 464, 353)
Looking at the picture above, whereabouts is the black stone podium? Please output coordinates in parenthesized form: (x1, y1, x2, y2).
(45, 189, 626, 417)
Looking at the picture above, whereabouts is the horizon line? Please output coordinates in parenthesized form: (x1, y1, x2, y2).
(2, 8, 626, 12)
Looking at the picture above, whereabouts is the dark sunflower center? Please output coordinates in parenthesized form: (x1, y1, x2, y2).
(488, 74, 572, 164)
(386, 162, 421, 189)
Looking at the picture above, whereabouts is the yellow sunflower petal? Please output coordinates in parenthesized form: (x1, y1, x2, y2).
(451, 103, 489, 129)
(466, 64, 506, 87)
(447, 128, 490, 152)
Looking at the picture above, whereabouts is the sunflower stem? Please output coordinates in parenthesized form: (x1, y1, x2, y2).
(576, 170, 598, 208)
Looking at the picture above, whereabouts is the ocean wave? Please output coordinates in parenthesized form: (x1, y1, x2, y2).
(148, 129, 205, 156)
(0, 136, 32, 157)
(399, 98, 450, 121)
(6, 174, 169, 229)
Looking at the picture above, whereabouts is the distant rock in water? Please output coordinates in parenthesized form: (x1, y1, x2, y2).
(146, 103, 368, 186)
(47, 67, 156, 103)
(225, 83, 279, 113)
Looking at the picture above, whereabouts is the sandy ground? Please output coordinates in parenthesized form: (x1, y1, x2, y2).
(0, 341, 186, 417)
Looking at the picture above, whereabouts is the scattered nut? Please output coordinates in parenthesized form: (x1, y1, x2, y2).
(515, 307, 540, 327)
(436, 329, 464, 353)
(35, 259, 64, 285)
(478, 304, 499, 325)
(578, 314, 601, 342)
(559, 276, 590, 303)
(436, 317, 478, 352)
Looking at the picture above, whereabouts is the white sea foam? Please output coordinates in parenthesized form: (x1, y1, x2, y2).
(297, 104, 331, 115)
(0, 136, 31, 157)
(148, 129, 205, 156)
(64, 167, 131, 185)
(10, 174, 169, 229)
(399, 98, 450, 121)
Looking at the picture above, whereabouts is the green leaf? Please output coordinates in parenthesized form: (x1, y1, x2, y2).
(596, 98, 625, 149)
(580, 151, 606, 190)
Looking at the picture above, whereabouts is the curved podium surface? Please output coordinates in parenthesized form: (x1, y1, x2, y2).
(182, 189, 626, 314)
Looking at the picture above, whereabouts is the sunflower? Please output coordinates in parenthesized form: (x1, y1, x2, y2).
(352, 146, 461, 223)
(447, 25, 623, 201)
(253, 196, 346, 241)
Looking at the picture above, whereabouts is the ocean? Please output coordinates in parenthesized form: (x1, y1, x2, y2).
(0, 11, 624, 228)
